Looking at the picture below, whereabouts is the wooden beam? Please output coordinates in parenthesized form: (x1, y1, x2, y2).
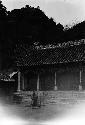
(54, 72, 58, 90)
(37, 74, 39, 91)
(80, 70, 81, 85)
(17, 71, 21, 91)
(79, 70, 82, 91)
(22, 74, 24, 90)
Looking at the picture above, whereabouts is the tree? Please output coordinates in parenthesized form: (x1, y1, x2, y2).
(63, 21, 85, 42)
(0, 0, 7, 18)
(0, 0, 8, 70)
(7, 6, 60, 46)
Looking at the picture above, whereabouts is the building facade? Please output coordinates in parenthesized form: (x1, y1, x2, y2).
(15, 42, 85, 91)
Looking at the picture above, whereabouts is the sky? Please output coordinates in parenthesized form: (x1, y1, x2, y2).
(2, 0, 85, 26)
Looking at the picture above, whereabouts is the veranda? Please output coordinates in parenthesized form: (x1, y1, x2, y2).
(16, 62, 85, 92)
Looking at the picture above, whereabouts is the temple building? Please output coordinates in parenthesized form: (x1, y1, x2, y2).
(15, 40, 85, 91)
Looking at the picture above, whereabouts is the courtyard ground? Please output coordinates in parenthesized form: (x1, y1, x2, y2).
(1, 91, 85, 125)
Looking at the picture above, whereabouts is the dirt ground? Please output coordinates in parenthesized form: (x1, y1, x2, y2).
(1, 91, 85, 125)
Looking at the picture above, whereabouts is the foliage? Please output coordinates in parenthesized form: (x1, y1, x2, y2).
(0, 0, 85, 69)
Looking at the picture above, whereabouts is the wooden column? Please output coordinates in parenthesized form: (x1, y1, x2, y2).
(37, 74, 39, 91)
(17, 71, 21, 91)
(22, 74, 24, 90)
(54, 72, 58, 90)
(79, 70, 82, 91)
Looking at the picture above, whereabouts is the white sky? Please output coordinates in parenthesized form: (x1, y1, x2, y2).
(2, 0, 85, 26)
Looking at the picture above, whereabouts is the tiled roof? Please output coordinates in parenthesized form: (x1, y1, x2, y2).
(16, 44, 85, 66)
(0, 71, 17, 81)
